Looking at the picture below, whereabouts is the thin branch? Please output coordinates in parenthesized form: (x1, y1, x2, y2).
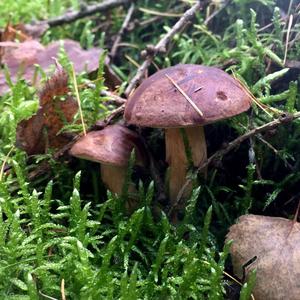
(255, 135, 293, 170)
(84, 82, 127, 105)
(100, 90, 126, 104)
(175, 112, 300, 207)
(103, 104, 125, 124)
(43, 0, 132, 27)
(204, 0, 231, 26)
(125, 1, 202, 96)
(111, 3, 135, 59)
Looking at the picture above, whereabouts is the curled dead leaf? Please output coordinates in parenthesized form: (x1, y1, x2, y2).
(16, 65, 78, 155)
(226, 214, 300, 300)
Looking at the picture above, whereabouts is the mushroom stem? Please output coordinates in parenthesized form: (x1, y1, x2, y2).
(101, 164, 127, 195)
(165, 126, 207, 210)
(101, 164, 138, 212)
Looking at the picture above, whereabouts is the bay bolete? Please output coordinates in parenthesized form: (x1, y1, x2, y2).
(70, 124, 146, 210)
(124, 64, 251, 210)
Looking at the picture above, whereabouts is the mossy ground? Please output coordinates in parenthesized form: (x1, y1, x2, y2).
(0, 1, 299, 299)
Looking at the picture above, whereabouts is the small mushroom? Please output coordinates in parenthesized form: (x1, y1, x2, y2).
(70, 124, 146, 211)
(124, 64, 251, 218)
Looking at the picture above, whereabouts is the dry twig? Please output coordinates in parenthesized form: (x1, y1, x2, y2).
(124, 1, 202, 96)
(204, 0, 231, 26)
(174, 112, 300, 208)
(100, 90, 126, 104)
(41, 0, 132, 27)
(103, 104, 125, 124)
(111, 3, 135, 59)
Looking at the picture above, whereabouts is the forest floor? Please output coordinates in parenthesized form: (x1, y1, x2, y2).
(0, 0, 299, 299)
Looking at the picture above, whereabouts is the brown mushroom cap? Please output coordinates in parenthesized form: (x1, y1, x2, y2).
(125, 64, 252, 128)
(70, 124, 140, 166)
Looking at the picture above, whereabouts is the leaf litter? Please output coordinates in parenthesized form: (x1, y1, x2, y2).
(226, 214, 300, 300)
(16, 63, 78, 155)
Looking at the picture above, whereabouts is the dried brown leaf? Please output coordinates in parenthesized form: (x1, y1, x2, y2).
(0, 39, 121, 95)
(226, 214, 300, 300)
(16, 65, 78, 155)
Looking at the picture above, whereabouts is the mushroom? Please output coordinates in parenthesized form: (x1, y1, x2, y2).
(70, 124, 146, 211)
(124, 64, 251, 214)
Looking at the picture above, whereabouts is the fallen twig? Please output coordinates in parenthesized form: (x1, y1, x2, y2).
(174, 112, 300, 208)
(125, 1, 202, 96)
(83, 82, 126, 105)
(41, 0, 132, 27)
(101, 90, 126, 104)
(204, 0, 231, 26)
(103, 104, 125, 124)
(111, 3, 135, 59)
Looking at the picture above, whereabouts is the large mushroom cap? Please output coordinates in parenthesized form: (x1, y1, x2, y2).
(125, 64, 252, 128)
(70, 124, 140, 166)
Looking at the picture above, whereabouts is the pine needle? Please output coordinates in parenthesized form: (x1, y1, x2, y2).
(232, 73, 277, 117)
(71, 64, 86, 136)
(165, 74, 204, 117)
(223, 271, 256, 300)
(139, 7, 182, 18)
(223, 270, 243, 286)
(283, 14, 293, 65)
(125, 54, 140, 68)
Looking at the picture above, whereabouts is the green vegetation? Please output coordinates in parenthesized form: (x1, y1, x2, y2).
(0, 171, 229, 299)
(0, 0, 299, 299)
(0, 0, 78, 27)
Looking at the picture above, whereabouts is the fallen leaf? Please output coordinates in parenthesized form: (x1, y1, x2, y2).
(16, 64, 78, 155)
(226, 214, 300, 300)
(0, 39, 121, 95)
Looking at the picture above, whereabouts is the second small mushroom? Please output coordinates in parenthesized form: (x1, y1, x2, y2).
(70, 124, 146, 211)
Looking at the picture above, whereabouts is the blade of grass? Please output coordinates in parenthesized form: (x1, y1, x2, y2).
(71, 64, 86, 136)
